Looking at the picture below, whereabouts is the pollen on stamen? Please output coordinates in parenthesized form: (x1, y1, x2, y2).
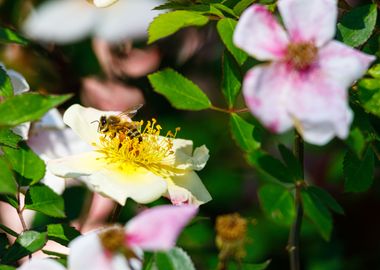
(94, 118, 180, 175)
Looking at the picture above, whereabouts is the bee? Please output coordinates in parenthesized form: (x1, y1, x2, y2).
(95, 104, 144, 141)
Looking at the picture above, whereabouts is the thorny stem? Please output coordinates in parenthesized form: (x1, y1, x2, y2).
(110, 203, 123, 223)
(287, 131, 304, 270)
(210, 106, 250, 114)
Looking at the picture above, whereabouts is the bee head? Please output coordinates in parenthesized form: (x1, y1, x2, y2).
(99, 116, 108, 132)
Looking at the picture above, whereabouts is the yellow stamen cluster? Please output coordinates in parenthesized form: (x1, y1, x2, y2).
(286, 42, 318, 70)
(98, 226, 125, 252)
(95, 119, 180, 175)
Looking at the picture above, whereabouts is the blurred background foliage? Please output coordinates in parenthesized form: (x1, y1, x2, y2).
(0, 0, 380, 269)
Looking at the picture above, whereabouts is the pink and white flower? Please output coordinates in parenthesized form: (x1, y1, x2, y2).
(69, 205, 197, 270)
(233, 0, 375, 145)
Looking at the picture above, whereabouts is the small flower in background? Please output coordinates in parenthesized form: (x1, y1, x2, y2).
(88, 0, 119, 8)
(215, 213, 248, 268)
(17, 205, 197, 270)
(48, 104, 212, 206)
(234, 0, 375, 145)
(22, 0, 163, 44)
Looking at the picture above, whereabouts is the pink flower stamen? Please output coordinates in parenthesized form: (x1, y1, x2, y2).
(285, 42, 318, 70)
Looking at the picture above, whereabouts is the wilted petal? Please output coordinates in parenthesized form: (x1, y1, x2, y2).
(125, 205, 197, 250)
(18, 259, 65, 270)
(69, 232, 112, 270)
(23, 0, 98, 44)
(319, 41, 375, 89)
(234, 5, 289, 61)
(63, 104, 120, 146)
(95, 0, 163, 43)
(278, 0, 337, 46)
(243, 63, 293, 133)
(169, 171, 212, 205)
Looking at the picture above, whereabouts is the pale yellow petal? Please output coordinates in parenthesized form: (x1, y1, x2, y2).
(63, 104, 120, 146)
(167, 171, 211, 205)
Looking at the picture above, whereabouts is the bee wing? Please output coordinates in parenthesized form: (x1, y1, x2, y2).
(118, 104, 144, 119)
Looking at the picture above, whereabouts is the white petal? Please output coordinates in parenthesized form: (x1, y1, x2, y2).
(234, 5, 289, 61)
(91, 0, 119, 8)
(111, 254, 131, 270)
(23, 0, 98, 44)
(192, 145, 209, 171)
(83, 167, 167, 205)
(278, 0, 337, 46)
(69, 232, 112, 270)
(8, 69, 30, 94)
(18, 259, 65, 270)
(95, 0, 163, 43)
(63, 104, 120, 146)
(12, 122, 31, 140)
(168, 171, 211, 205)
(243, 63, 293, 133)
(319, 41, 375, 89)
(34, 108, 66, 130)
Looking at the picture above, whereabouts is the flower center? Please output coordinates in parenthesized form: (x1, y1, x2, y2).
(285, 42, 318, 70)
(95, 119, 179, 175)
(99, 226, 125, 253)
(216, 213, 247, 242)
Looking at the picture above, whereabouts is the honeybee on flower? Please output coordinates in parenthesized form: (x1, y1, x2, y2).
(48, 104, 211, 206)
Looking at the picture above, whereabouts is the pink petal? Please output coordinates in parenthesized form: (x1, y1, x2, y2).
(243, 63, 293, 133)
(278, 0, 337, 46)
(69, 232, 113, 270)
(319, 41, 375, 89)
(286, 65, 353, 145)
(233, 5, 289, 61)
(125, 205, 198, 251)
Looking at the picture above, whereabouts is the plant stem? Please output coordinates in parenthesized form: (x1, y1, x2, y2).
(287, 131, 304, 270)
(210, 106, 249, 114)
(110, 203, 123, 223)
(77, 190, 94, 232)
(16, 190, 27, 232)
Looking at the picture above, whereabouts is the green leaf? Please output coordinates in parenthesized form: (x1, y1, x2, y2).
(346, 127, 366, 158)
(156, 248, 195, 270)
(148, 68, 211, 110)
(0, 233, 8, 257)
(217, 18, 248, 65)
(278, 144, 303, 181)
(247, 150, 293, 183)
(0, 195, 18, 209)
(25, 184, 65, 218)
(0, 129, 22, 148)
(0, 27, 28, 45)
(1, 231, 47, 263)
(0, 67, 13, 98)
(0, 157, 17, 195)
(228, 260, 271, 270)
(358, 78, 380, 117)
(0, 265, 16, 270)
(258, 185, 295, 226)
(230, 113, 260, 152)
(343, 148, 374, 192)
(0, 93, 71, 127)
(0, 224, 18, 237)
(368, 64, 380, 78)
(301, 189, 332, 241)
(222, 51, 242, 108)
(337, 4, 377, 47)
(47, 224, 80, 246)
(307, 186, 344, 215)
(148, 11, 209, 44)
(2, 142, 45, 186)
(233, 0, 255, 16)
